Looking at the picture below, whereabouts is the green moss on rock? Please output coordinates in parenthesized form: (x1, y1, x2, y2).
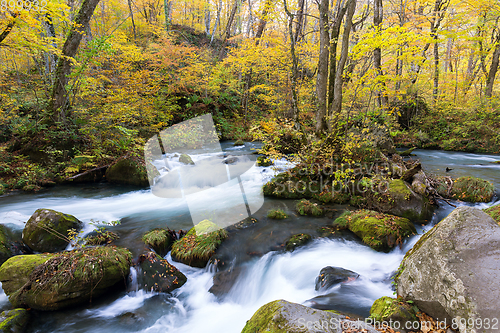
(0, 308, 29, 333)
(369, 296, 419, 328)
(105, 156, 149, 187)
(171, 220, 227, 268)
(484, 204, 500, 225)
(296, 199, 324, 217)
(142, 228, 176, 256)
(233, 140, 245, 146)
(267, 209, 288, 220)
(0, 225, 15, 265)
(285, 233, 312, 251)
(179, 154, 194, 165)
(451, 176, 495, 203)
(333, 210, 416, 251)
(0, 246, 131, 311)
(22, 208, 83, 253)
(241, 300, 284, 333)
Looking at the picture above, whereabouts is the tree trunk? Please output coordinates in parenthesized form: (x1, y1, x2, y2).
(211, 0, 222, 44)
(218, 0, 239, 59)
(485, 37, 500, 98)
(329, 0, 356, 119)
(373, 0, 388, 108)
(432, 36, 439, 102)
(327, 0, 350, 109)
(43, 13, 57, 81)
(48, 0, 101, 123)
(294, 0, 305, 43)
(164, 0, 172, 30)
(205, 2, 211, 36)
(242, 0, 272, 114)
(128, 0, 137, 39)
(283, 0, 300, 128)
(0, 12, 19, 44)
(315, 0, 329, 134)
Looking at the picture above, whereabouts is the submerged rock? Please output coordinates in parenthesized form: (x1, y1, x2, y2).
(334, 210, 416, 251)
(284, 233, 311, 251)
(142, 228, 177, 256)
(315, 266, 359, 291)
(450, 176, 494, 202)
(0, 308, 29, 333)
(209, 266, 242, 297)
(396, 207, 500, 330)
(0, 246, 131, 311)
(241, 299, 378, 333)
(22, 208, 83, 253)
(105, 157, 149, 187)
(369, 296, 419, 332)
(138, 252, 186, 293)
(171, 220, 227, 268)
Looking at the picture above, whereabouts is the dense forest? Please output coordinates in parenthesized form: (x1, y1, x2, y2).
(1, 0, 500, 192)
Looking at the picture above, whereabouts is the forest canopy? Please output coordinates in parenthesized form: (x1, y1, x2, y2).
(1, 0, 500, 192)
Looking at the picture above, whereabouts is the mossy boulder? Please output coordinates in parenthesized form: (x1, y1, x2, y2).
(105, 156, 149, 187)
(138, 252, 187, 293)
(0, 308, 29, 333)
(369, 297, 419, 332)
(364, 178, 433, 221)
(233, 139, 245, 146)
(256, 156, 273, 167)
(334, 210, 416, 251)
(22, 208, 83, 253)
(267, 209, 288, 220)
(262, 169, 312, 199)
(241, 299, 378, 333)
(450, 176, 494, 203)
(171, 220, 227, 268)
(0, 225, 18, 265)
(0, 246, 131, 311)
(142, 228, 177, 256)
(284, 233, 311, 251)
(484, 204, 500, 224)
(315, 266, 359, 291)
(397, 207, 500, 327)
(179, 154, 194, 165)
(296, 200, 323, 217)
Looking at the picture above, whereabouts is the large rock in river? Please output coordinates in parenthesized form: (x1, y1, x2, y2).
(396, 206, 500, 331)
(0, 246, 131, 311)
(138, 251, 187, 293)
(241, 299, 378, 333)
(171, 220, 227, 268)
(105, 156, 150, 187)
(22, 209, 83, 253)
(334, 210, 416, 252)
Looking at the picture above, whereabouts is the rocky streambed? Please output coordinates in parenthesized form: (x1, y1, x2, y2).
(0, 144, 498, 333)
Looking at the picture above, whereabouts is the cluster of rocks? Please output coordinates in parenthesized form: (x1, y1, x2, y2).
(0, 208, 234, 331)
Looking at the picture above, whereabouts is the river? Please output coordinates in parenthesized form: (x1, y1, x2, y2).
(0, 145, 498, 333)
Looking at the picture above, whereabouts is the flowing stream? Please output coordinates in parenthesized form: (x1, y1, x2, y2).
(0, 145, 499, 333)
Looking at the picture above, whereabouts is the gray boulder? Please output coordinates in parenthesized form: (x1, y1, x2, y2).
(241, 299, 378, 333)
(396, 206, 500, 332)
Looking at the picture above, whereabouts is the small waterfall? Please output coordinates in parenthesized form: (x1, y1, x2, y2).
(127, 267, 139, 292)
